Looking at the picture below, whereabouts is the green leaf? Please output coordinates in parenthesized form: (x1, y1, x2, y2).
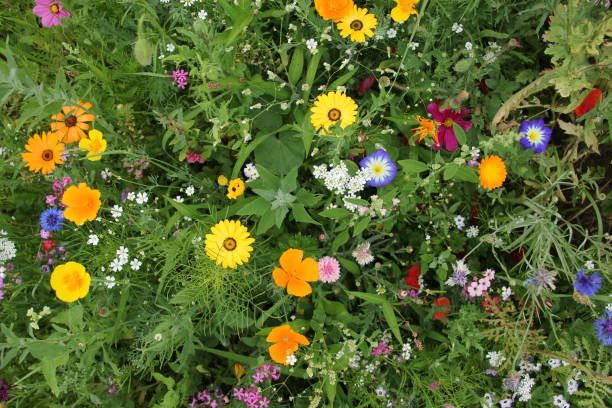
(382, 302, 402, 344)
(329, 68, 358, 90)
(398, 159, 429, 174)
(235, 197, 270, 216)
(332, 230, 349, 252)
(51, 305, 83, 330)
(322, 299, 349, 316)
(28, 341, 68, 360)
(280, 166, 299, 192)
(353, 216, 370, 236)
(303, 51, 322, 102)
(443, 163, 459, 180)
(338, 257, 360, 275)
(452, 122, 467, 145)
(454, 166, 479, 183)
(41, 354, 69, 396)
(343, 197, 369, 207)
(257, 210, 276, 234)
(165, 196, 204, 219)
(480, 29, 509, 39)
(152, 372, 175, 389)
(292, 204, 320, 225)
(254, 134, 305, 175)
(319, 208, 350, 220)
(348, 291, 385, 305)
(288, 47, 304, 85)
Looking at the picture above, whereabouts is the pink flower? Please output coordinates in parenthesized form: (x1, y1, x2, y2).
(426, 103, 472, 152)
(185, 150, 204, 164)
(317, 256, 341, 283)
(32, 0, 71, 27)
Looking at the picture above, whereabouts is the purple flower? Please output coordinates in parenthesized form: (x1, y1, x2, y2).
(427, 103, 472, 152)
(172, 69, 189, 89)
(573, 268, 602, 296)
(519, 118, 552, 153)
(371, 342, 391, 357)
(0, 378, 11, 402)
(40, 208, 64, 231)
(594, 310, 612, 346)
(32, 0, 71, 28)
(359, 149, 397, 187)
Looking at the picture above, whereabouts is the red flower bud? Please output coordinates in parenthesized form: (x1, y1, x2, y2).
(42, 240, 56, 252)
(356, 74, 377, 95)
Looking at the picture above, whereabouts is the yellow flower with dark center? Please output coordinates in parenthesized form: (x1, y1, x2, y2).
(22, 131, 65, 175)
(50, 101, 95, 143)
(227, 178, 245, 199)
(310, 91, 358, 134)
(61, 183, 102, 225)
(79, 129, 107, 161)
(337, 6, 377, 43)
(390, 0, 420, 23)
(205, 219, 255, 269)
(479, 155, 507, 191)
(50, 261, 91, 303)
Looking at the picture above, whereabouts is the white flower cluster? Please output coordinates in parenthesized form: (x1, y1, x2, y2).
(466, 225, 479, 238)
(400, 343, 412, 360)
(0, 235, 17, 262)
(109, 246, 142, 273)
(312, 162, 372, 212)
(553, 394, 569, 408)
(454, 215, 466, 230)
(567, 370, 581, 395)
(486, 351, 506, 368)
(519, 360, 541, 372)
(243, 162, 260, 182)
(515, 374, 535, 402)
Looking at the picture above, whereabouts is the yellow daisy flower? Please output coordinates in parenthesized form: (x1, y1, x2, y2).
(390, 0, 420, 23)
(310, 91, 358, 134)
(205, 219, 255, 269)
(337, 6, 377, 43)
(21, 131, 65, 175)
(479, 155, 507, 191)
(79, 129, 107, 161)
(227, 178, 245, 199)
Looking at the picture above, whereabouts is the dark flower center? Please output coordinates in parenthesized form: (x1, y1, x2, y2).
(64, 116, 77, 127)
(41, 149, 54, 161)
(328, 108, 341, 121)
(50, 4, 60, 14)
(350, 20, 363, 31)
(223, 237, 237, 251)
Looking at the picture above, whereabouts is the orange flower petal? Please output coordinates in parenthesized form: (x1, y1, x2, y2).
(272, 267, 290, 289)
(266, 324, 294, 343)
(287, 277, 312, 297)
(294, 257, 319, 282)
(268, 341, 298, 365)
(279, 248, 303, 274)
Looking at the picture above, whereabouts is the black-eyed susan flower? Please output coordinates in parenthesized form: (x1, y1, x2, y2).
(205, 219, 254, 269)
(50, 261, 91, 302)
(478, 155, 507, 191)
(337, 6, 377, 43)
(390, 0, 420, 23)
(227, 178, 245, 199)
(79, 129, 107, 161)
(310, 91, 358, 134)
(50, 100, 95, 143)
(21, 131, 65, 175)
(314, 0, 354, 22)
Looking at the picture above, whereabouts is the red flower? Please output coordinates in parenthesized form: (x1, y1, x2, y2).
(508, 248, 525, 263)
(481, 296, 500, 313)
(433, 297, 451, 320)
(355, 75, 377, 95)
(478, 79, 490, 95)
(404, 264, 421, 289)
(575, 88, 602, 117)
(42, 240, 56, 252)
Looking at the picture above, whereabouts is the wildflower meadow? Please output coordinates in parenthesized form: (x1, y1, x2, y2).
(1, 0, 611, 407)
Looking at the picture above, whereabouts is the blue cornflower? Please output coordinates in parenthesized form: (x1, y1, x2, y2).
(40, 208, 64, 231)
(523, 269, 557, 294)
(594, 310, 612, 346)
(359, 149, 397, 187)
(519, 118, 552, 154)
(573, 268, 602, 296)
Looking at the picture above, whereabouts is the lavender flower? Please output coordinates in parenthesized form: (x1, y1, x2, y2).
(523, 269, 557, 294)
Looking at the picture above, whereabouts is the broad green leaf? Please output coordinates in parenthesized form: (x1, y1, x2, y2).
(382, 302, 402, 344)
(348, 291, 385, 305)
(319, 208, 350, 219)
(235, 197, 270, 216)
(288, 47, 304, 85)
(41, 353, 69, 396)
(398, 159, 429, 174)
(292, 204, 320, 225)
(51, 304, 83, 330)
(332, 230, 349, 252)
(353, 216, 370, 236)
(452, 122, 467, 145)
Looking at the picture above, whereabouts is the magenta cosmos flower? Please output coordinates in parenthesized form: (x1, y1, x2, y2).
(33, 0, 71, 28)
(426, 103, 472, 152)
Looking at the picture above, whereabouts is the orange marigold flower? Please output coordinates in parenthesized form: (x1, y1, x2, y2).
(50, 261, 91, 302)
(390, 0, 420, 23)
(61, 183, 101, 225)
(272, 248, 318, 297)
(50, 100, 95, 143)
(314, 0, 354, 22)
(412, 116, 439, 144)
(479, 155, 507, 191)
(21, 131, 65, 175)
(266, 324, 309, 365)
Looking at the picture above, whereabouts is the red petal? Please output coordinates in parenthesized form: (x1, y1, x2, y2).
(575, 88, 602, 117)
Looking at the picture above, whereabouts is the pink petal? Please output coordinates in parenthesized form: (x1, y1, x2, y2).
(427, 103, 444, 122)
(457, 120, 472, 132)
(444, 131, 459, 151)
(41, 14, 60, 27)
(32, 5, 48, 16)
(58, 10, 71, 17)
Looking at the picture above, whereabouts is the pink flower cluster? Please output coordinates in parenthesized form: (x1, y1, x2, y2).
(465, 268, 495, 298)
(190, 388, 228, 407)
(251, 363, 280, 384)
(46, 177, 72, 207)
(371, 342, 391, 357)
(233, 387, 269, 408)
(186, 150, 204, 164)
(317, 256, 341, 283)
(172, 69, 189, 89)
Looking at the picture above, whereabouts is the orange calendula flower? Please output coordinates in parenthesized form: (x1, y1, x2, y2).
(412, 116, 439, 144)
(61, 183, 102, 225)
(21, 131, 65, 175)
(50, 261, 91, 302)
(227, 178, 245, 199)
(79, 129, 107, 161)
(314, 0, 354, 22)
(272, 248, 319, 297)
(479, 155, 507, 191)
(51, 100, 95, 143)
(390, 0, 420, 23)
(266, 324, 309, 365)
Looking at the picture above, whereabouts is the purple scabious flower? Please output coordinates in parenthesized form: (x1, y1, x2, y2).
(594, 310, 612, 346)
(359, 149, 397, 187)
(40, 208, 64, 231)
(519, 118, 552, 154)
(573, 268, 602, 296)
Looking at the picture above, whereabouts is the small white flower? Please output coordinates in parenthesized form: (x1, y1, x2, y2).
(87, 234, 99, 246)
(166, 43, 175, 52)
(585, 260, 595, 270)
(386, 28, 397, 38)
(306, 38, 318, 54)
(100, 168, 112, 180)
(185, 186, 195, 196)
(451, 22, 464, 33)
(174, 195, 184, 203)
(407, 42, 419, 50)
(548, 358, 561, 369)
(465, 41, 473, 51)
(454, 215, 466, 230)
(110, 258, 123, 272)
(466, 225, 479, 238)
(135, 192, 149, 205)
(154, 333, 163, 342)
(197, 10, 208, 19)
(285, 354, 297, 366)
(501, 286, 512, 301)
(130, 258, 142, 271)
(127, 192, 136, 201)
(104, 276, 116, 289)
(375, 386, 388, 397)
(110, 205, 123, 219)
(425, 234, 431, 241)
(486, 351, 506, 368)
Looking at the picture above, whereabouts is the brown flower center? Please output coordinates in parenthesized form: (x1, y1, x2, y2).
(350, 20, 363, 31)
(327, 108, 341, 121)
(443, 118, 454, 128)
(223, 237, 237, 251)
(50, 4, 59, 14)
(64, 116, 77, 127)
(41, 149, 54, 161)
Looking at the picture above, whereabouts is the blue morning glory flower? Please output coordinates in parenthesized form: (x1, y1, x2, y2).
(40, 208, 64, 231)
(573, 268, 602, 296)
(519, 118, 552, 154)
(359, 149, 397, 187)
(594, 310, 612, 346)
